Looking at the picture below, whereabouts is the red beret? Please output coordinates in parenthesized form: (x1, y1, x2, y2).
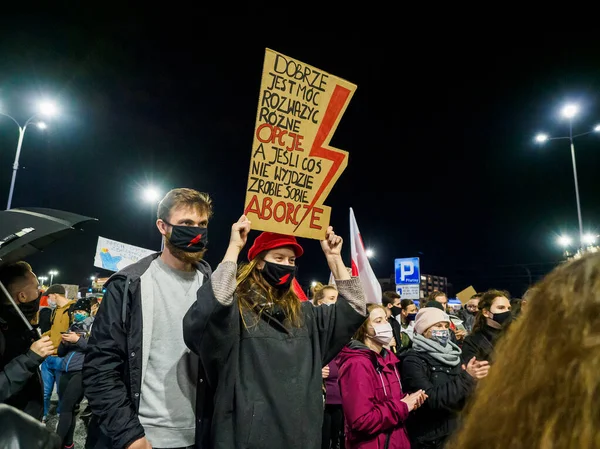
(247, 232, 304, 261)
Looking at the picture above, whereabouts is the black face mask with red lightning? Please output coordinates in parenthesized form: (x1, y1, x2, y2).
(260, 261, 297, 290)
(165, 223, 208, 252)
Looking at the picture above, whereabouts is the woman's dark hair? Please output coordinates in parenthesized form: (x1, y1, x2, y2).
(400, 299, 414, 311)
(382, 291, 400, 307)
(473, 289, 511, 332)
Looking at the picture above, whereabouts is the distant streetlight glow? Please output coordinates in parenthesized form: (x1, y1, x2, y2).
(311, 281, 318, 288)
(557, 235, 572, 248)
(38, 101, 58, 117)
(38, 276, 48, 285)
(365, 248, 375, 258)
(535, 133, 549, 143)
(37, 122, 47, 130)
(561, 104, 579, 119)
(582, 234, 597, 245)
(49, 270, 59, 285)
(594, 124, 600, 132)
(142, 187, 161, 203)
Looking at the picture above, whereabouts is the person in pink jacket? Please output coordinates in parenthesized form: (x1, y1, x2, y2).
(337, 304, 427, 449)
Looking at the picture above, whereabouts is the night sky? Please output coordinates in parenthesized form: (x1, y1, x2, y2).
(2, 20, 600, 297)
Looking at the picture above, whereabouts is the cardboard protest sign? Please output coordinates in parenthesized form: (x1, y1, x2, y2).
(244, 49, 357, 240)
(456, 285, 477, 304)
(93, 236, 154, 272)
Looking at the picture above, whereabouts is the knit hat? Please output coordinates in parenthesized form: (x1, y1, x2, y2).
(45, 284, 66, 296)
(247, 232, 304, 261)
(73, 297, 91, 313)
(414, 307, 450, 335)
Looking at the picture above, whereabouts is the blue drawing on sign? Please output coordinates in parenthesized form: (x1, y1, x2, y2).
(100, 248, 122, 272)
(395, 257, 420, 284)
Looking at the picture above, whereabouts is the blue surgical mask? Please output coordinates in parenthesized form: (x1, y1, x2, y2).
(431, 329, 450, 347)
(74, 312, 88, 323)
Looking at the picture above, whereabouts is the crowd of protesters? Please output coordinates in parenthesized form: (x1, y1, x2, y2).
(0, 187, 598, 449)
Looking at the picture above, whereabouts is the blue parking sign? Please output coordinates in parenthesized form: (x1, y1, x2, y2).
(395, 257, 420, 284)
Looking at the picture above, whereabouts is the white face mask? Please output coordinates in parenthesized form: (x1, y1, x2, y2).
(368, 322, 394, 346)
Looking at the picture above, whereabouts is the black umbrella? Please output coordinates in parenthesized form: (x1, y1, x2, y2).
(0, 207, 97, 337)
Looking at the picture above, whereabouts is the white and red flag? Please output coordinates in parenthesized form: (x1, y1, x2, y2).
(349, 208, 382, 304)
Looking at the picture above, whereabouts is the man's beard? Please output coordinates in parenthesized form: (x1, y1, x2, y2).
(165, 237, 206, 264)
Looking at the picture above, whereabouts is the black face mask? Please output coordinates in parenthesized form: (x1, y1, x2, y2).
(406, 312, 417, 323)
(390, 306, 402, 318)
(492, 310, 512, 327)
(165, 223, 208, 252)
(18, 292, 41, 321)
(260, 261, 296, 290)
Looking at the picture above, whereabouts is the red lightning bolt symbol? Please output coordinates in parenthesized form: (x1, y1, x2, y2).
(294, 84, 352, 232)
(277, 273, 291, 285)
(187, 234, 203, 247)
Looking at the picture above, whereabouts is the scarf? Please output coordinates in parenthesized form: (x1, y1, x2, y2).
(412, 333, 462, 367)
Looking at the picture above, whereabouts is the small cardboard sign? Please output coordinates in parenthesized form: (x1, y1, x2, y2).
(244, 49, 357, 240)
(456, 285, 477, 304)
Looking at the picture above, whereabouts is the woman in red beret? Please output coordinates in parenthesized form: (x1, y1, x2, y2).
(184, 215, 367, 449)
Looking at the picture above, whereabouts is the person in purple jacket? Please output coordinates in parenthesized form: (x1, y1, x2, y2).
(314, 283, 345, 449)
(337, 304, 427, 449)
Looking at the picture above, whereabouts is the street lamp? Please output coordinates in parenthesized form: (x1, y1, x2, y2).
(0, 100, 59, 209)
(48, 270, 58, 285)
(365, 248, 375, 258)
(534, 103, 599, 247)
(582, 233, 597, 246)
(142, 186, 161, 203)
(38, 276, 48, 286)
(557, 235, 572, 248)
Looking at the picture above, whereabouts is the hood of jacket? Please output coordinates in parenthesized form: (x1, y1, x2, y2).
(337, 339, 399, 372)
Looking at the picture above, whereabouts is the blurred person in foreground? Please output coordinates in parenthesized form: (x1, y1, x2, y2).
(449, 252, 600, 449)
(337, 304, 427, 449)
(0, 262, 54, 420)
(400, 307, 489, 449)
(183, 216, 367, 449)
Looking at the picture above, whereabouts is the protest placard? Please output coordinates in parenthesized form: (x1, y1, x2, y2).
(93, 236, 154, 272)
(244, 49, 357, 239)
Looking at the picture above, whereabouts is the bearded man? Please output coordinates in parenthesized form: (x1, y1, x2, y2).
(84, 188, 213, 449)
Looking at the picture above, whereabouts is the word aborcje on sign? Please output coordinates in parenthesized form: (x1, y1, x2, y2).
(244, 48, 357, 240)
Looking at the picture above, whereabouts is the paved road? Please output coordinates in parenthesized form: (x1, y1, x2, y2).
(44, 397, 88, 447)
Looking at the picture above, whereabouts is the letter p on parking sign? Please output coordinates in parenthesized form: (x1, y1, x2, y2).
(395, 258, 420, 284)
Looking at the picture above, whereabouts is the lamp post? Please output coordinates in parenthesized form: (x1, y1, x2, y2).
(38, 276, 48, 287)
(49, 270, 58, 285)
(535, 103, 600, 248)
(0, 101, 58, 209)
